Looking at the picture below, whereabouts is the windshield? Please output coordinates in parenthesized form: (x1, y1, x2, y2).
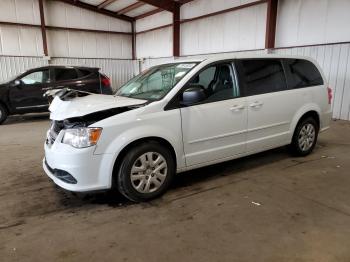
(115, 62, 198, 101)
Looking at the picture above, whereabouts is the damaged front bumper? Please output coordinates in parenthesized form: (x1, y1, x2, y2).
(43, 129, 115, 192)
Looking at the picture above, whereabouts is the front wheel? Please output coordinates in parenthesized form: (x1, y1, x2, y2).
(0, 104, 8, 125)
(290, 117, 319, 156)
(116, 141, 175, 202)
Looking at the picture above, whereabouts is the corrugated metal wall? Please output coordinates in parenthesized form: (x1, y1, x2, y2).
(135, 12, 173, 58)
(0, 0, 133, 59)
(276, 0, 350, 48)
(135, 0, 266, 59)
(136, 27, 173, 58)
(180, 2, 267, 56)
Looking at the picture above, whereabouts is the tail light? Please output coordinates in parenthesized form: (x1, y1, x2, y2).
(101, 75, 111, 87)
(327, 86, 332, 104)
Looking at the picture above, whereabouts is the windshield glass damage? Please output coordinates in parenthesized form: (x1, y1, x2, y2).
(115, 62, 198, 101)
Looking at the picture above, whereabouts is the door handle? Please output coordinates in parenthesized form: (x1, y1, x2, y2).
(230, 105, 245, 111)
(249, 101, 264, 108)
(75, 83, 85, 87)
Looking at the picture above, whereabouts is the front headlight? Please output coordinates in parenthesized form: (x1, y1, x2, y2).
(62, 127, 102, 148)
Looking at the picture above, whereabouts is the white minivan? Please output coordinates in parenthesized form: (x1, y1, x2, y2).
(43, 54, 332, 202)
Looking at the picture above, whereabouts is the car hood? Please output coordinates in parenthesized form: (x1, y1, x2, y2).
(49, 94, 147, 121)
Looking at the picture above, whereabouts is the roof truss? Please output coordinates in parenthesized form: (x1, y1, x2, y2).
(55, 0, 195, 22)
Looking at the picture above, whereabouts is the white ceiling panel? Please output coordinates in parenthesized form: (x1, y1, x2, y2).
(104, 0, 138, 12)
(79, 0, 105, 6)
(125, 4, 157, 17)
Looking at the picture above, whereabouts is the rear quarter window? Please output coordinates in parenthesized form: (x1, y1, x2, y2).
(284, 59, 324, 89)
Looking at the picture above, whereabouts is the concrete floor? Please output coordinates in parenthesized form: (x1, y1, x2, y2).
(0, 114, 350, 262)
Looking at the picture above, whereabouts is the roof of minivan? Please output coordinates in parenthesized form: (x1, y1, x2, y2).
(170, 53, 316, 64)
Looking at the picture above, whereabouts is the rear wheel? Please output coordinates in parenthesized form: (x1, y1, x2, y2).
(0, 104, 8, 125)
(116, 141, 175, 202)
(290, 117, 319, 156)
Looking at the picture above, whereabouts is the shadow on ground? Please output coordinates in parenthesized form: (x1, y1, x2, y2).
(54, 146, 292, 210)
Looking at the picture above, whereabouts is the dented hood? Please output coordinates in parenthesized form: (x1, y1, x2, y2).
(49, 94, 147, 121)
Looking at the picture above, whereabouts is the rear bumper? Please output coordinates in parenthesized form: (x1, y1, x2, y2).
(320, 110, 332, 132)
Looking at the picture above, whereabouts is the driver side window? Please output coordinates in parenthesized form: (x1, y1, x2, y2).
(191, 63, 239, 103)
(21, 70, 50, 85)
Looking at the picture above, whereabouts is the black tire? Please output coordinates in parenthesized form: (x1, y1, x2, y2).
(117, 141, 175, 202)
(0, 104, 8, 125)
(290, 117, 319, 156)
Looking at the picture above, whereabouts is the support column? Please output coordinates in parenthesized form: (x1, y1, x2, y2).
(173, 3, 180, 57)
(38, 0, 49, 56)
(132, 21, 136, 59)
(265, 0, 278, 49)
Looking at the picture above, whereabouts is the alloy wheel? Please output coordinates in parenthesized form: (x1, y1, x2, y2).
(298, 123, 316, 152)
(130, 152, 168, 193)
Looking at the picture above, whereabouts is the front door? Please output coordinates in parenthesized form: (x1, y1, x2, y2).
(9, 69, 51, 111)
(180, 62, 247, 167)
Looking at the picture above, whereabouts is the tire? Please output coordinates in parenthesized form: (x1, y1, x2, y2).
(290, 117, 319, 156)
(0, 104, 8, 125)
(117, 141, 175, 202)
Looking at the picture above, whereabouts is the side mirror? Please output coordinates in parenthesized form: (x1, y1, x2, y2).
(181, 84, 206, 106)
(12, 80, 22, 87)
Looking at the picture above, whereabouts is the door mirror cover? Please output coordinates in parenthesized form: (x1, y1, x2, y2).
(13, 79, 22, 87)
(181, 84, 206, 106)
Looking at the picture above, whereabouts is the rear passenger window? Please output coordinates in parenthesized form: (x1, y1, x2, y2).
(285, 59, 323, 88)
(239, 59, 287, 96)
(55, 68, 78, 81)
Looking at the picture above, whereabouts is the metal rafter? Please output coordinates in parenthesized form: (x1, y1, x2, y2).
(134, 1, 195, 20)
(56, 0, 134, 22)
(138, 0, 176, 12)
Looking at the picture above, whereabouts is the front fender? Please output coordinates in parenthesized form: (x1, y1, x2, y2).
(93, 108, 185, 176)
(0, 86, 11, 112)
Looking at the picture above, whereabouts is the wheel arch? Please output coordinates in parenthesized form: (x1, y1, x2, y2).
(290, 107, 321, 142)
(0, 100, 9, 114)
(111, 136, 178, 186)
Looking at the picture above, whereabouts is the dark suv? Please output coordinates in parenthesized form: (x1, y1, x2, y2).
(0, 65, 113, 124)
